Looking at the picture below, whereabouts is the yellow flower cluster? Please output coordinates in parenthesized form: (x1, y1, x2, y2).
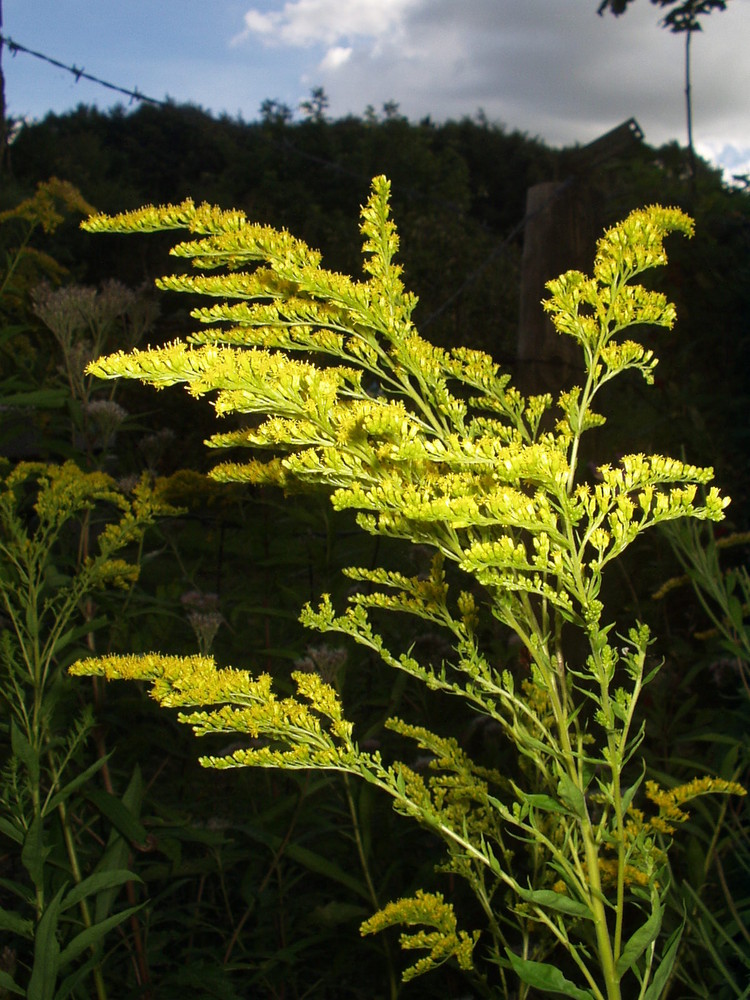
(360, 889, 479, 981)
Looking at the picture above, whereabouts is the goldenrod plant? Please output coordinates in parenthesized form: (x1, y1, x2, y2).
(71, 176, 744, 999)
(0, 460, 182, 998)
(0, 179, 97, 452)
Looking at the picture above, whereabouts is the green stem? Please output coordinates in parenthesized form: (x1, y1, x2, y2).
(342, 773, 399, 1000)
(57, 788, 108, 1000)
(0, 223, 36, 301)
(581, 823, 621, 1000)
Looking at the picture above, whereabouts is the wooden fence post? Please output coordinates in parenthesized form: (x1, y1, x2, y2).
(517, 119, 644, 396)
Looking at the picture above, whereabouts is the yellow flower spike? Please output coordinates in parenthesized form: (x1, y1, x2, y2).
(69, 652, 263, 708)
(360, 890, 479, 982)
(647, 776, 746, 811)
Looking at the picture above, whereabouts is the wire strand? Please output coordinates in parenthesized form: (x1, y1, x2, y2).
(0, 33, 167, 108)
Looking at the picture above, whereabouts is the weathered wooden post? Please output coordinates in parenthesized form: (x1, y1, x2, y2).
(517, 119, 644, 395)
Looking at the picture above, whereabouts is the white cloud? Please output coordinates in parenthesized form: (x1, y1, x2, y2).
(319, 46, 353, 72)
(235, 0, 420, 49)
(230, 9, 276, 46)
(226, 0, 750, 164)
(697, 142, 750, 183)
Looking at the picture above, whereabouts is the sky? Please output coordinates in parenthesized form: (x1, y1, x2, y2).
(3, 0, 750, 179)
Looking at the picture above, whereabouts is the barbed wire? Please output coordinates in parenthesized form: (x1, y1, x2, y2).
(0, 33, 167, 108)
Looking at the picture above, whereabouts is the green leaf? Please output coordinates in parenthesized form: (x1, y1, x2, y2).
(516, 886, 593, 921)
(621, 765, 646, 816)
(0, 323, 29, 345)
(0, 904, 34, 937)
(0, 388, 68, 409)
(11, 720, 40, 785)
(727, 595, 745, 632)
(43, 756, 109, 816)
(21, 815, 50, 891)
(616, 896, 662, 978)
(557, 774, 586, 818)
(643, 925, 683, 1000)
(0, 969, 24, 995)
(286, 842, 372, 901)
(506, 950, 594, 999)
(244, 825, 371, 902)
(86, 788, 149, 844)
(51, 616, 108, 659)
(54, 954, 103, 1000)
(27, 886, 64, 1000)
(93, 766, 144, 924)
(516, 790, 571, 815)
(0, 815, 25, 844)
(57, 904, 143, 968)
(60, 869, 140, 912)
(0, 875, 35, 904)
(312, 900, 369, 927)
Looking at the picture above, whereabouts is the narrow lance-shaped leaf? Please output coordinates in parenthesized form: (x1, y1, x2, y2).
(27, 886, 64, 1000)
(642, 924, 683, 1000)
(505, 951, 595, 1000)
(615, 895, 662, 979)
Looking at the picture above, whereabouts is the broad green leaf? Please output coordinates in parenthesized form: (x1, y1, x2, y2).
(727, 595, 744, 632)
(86, 788, 149, 844)
(0, 323, 31, 345)
(516, 886, 593, 921)
(312, 900, 369, 927)
(616, 897, 662, 978)
(284, 842, 372, 902)
(57, 904, 143, 968)
(61, 869, 140, 912)
(27, 886, 64, 1000)
(643, 925, 683, 1000)
(557, 774, 586, 819)
(506, 950, 594, 999)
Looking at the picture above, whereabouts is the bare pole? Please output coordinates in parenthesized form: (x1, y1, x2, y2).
(684, 24, 697, 180)
(0, 0, 7, 173)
